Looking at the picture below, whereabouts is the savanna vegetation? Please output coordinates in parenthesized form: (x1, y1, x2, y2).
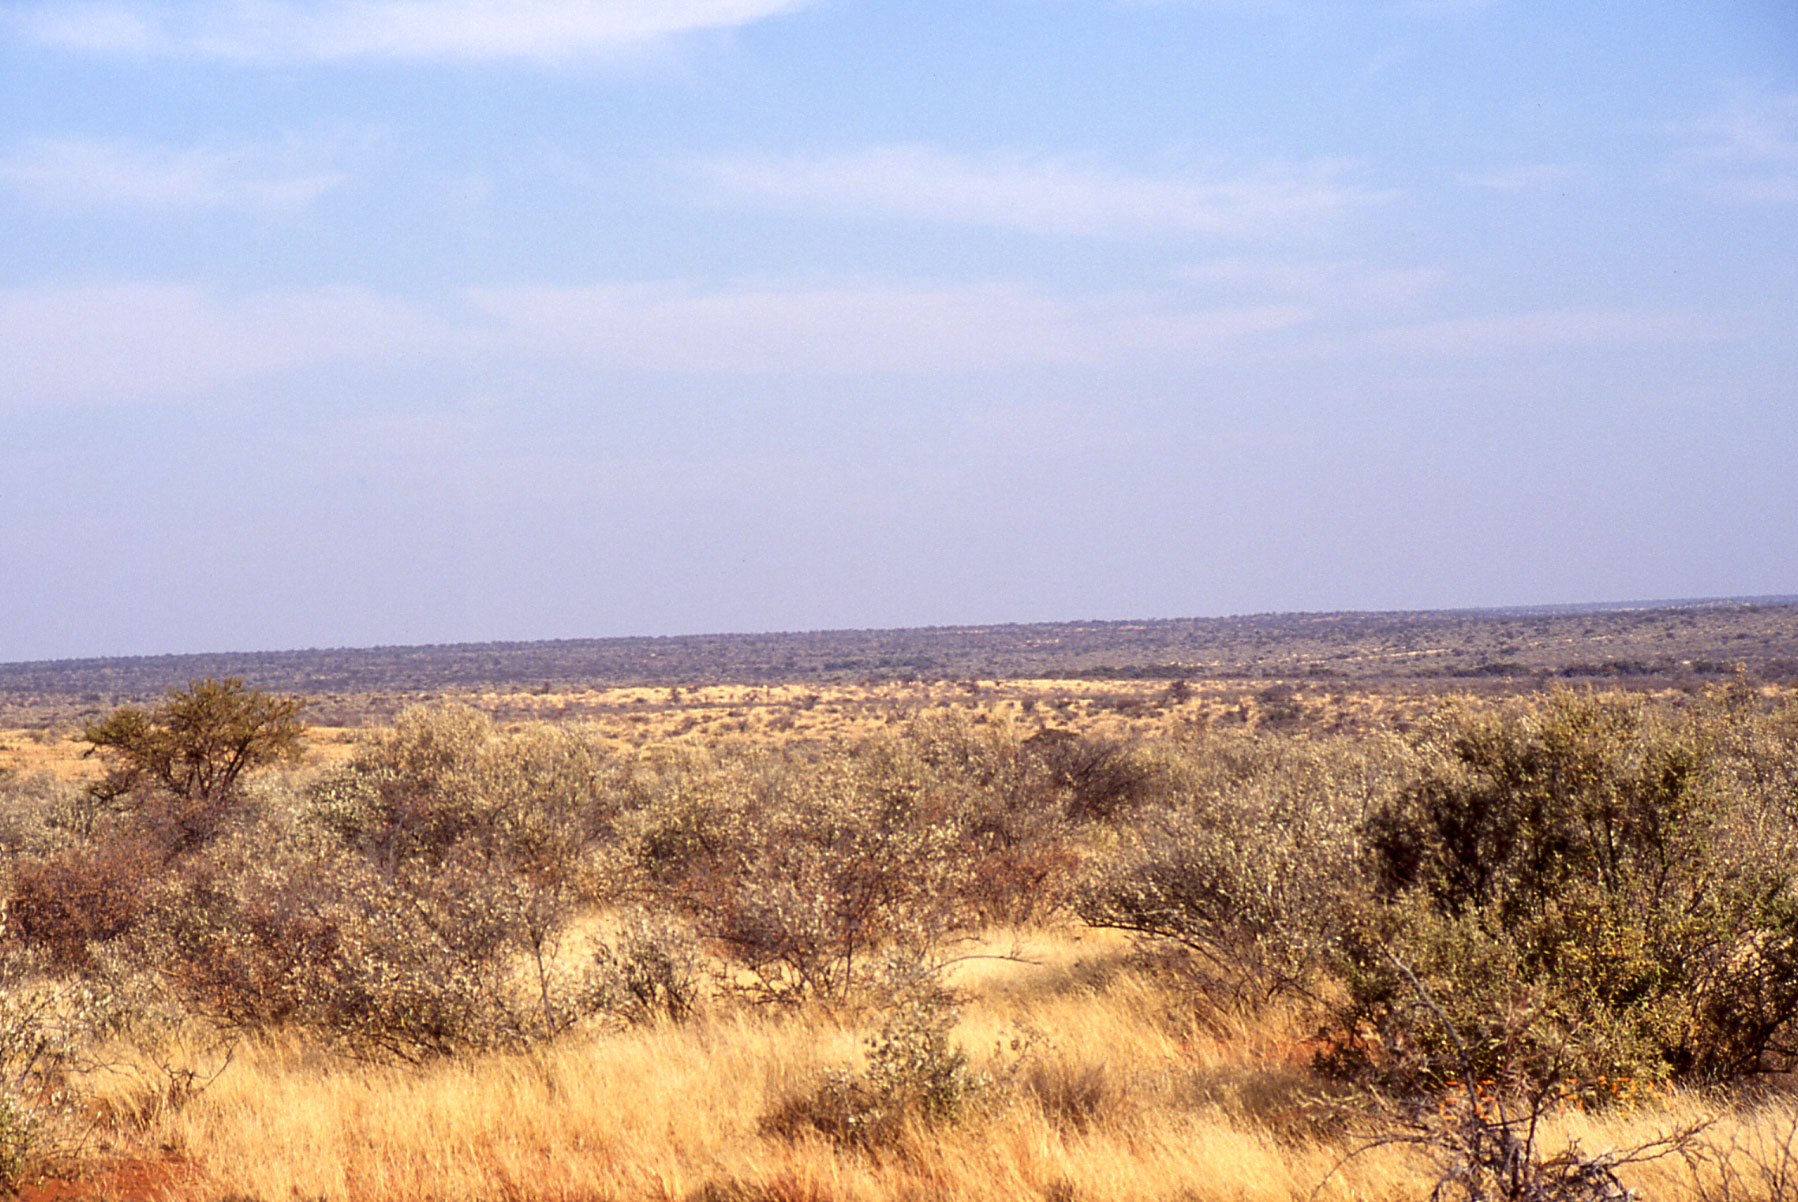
(1, 672, 1797, 1200)
(4, 598, 1794, 731)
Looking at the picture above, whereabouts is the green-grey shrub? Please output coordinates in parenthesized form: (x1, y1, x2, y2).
(1076, 726, 1401, 1007)
(1333, 690, 1798, 1089)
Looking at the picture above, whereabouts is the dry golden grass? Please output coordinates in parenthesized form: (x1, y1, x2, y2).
(67, 923, 1792, 1202)
(0, 722, 364, 785)
(20, 686, 1798, 1201)
(0, 728, 101, 783)
(86, 927, 1359, 1201)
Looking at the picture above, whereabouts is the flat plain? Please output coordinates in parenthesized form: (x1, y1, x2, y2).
(1, 600, 1795, 1202)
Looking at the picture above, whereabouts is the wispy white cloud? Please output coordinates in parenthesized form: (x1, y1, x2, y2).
(1363, 308, 1730, 357)
(13, 279, 1730, 411)
(1182, 257, 1446, 308)
(0, 283, 446, 406)
(466, 280, 1310, 374)
(1665, 87, 1798, 204)
(10, 0, 815, 62)
(0, 277, 1309, 407)
(696, 144, 1396, 238)
(1457, 162, 1588, 192)
(0, 134, 349, 211)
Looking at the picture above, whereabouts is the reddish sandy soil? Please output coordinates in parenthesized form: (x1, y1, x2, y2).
(16, 1157, 197, 1202)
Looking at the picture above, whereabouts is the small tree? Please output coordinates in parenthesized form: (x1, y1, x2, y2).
(83, 678, 306, 855)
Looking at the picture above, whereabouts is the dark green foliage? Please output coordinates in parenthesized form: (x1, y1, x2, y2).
(1334, 691, 1798, 1089)
(82, 677, 305, 855)
(1364, 693, 1712, 919)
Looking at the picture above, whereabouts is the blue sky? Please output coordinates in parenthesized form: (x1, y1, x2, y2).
(1, 0, 1794, 661)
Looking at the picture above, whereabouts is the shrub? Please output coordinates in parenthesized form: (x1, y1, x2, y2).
(82, 678, 305, 858)
(762, 960, 978, 1148)
(877, 714, 1078, 922)
(1333, 691, 1798, 1089)
(1323, 954, 1708, 1202)
(145, 746, 600, 1061)
(145, 846, 551, 1060)
(636, 745, 983, 1003)
(1022, 729, 1159, 822)
(0, 949, 94, 1190)
(0, 771, 102, 854)
(583, 909, 709, 1025)
(4, 838, 158, 971)
(1363, 692, 1713, 919)
(166, 703, 623, 1055)
(1076, 728, 1383, 1009)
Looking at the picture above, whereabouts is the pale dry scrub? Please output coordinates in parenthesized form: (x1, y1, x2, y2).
(1, 678, 1796, 1200)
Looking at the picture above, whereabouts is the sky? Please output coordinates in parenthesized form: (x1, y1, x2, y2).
(1, 0, 1795, 662)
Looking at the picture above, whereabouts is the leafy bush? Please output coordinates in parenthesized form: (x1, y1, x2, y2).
(762, 960, 979, 1148)
(1077, 727, 1394, 1008)
(1333, 691, 1798, 1089)
(1324, 953, 1710, 1202)
(1363, 692, 1714, 919)
(144, 846, 556, 1060)
(0, 771, 102, 854)
(583, 908, 709, 1025)
(127, 705, 622, 1059)
(82, 678, 305, 858)
(305, 704, 613, 882)
(0, 949, 95, 1190)
(4, 838, 159, 971)
(634, 743, 985, 1003)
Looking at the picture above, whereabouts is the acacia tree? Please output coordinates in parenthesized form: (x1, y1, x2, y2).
(84, 677, 306, 854)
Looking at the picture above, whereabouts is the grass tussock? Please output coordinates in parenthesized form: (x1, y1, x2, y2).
(61, 931, 1798, 1202)
(107, 947, 1435, 1202)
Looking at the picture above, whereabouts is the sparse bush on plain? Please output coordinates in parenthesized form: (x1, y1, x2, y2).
(4, 677, 1798, 1198)
(0, 947, 99, 1191)
(81, 677, 306, 859)
(627, 716, 1082, 1003)
(645, 748, 980, 1003)
(762, 953, 983, 1149)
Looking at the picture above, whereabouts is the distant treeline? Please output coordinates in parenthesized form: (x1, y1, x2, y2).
(2, 599, 1795, 719)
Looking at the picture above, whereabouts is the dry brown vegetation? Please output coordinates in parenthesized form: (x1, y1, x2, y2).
(1, 672, 1796, 1201)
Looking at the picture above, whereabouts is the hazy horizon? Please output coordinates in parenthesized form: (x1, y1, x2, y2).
(4, 1, 1794, 662)
(6, 592, 1797, 668)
